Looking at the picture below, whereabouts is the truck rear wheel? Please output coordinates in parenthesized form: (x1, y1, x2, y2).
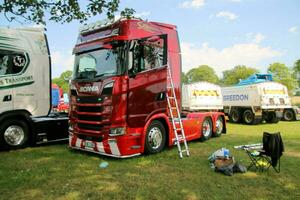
(229, 109, 241, 123)
(144, 120, 166, 154)
(265, 112, 279, 123)
(0, 119, 29, 150)
(200, 117, 213, 141)
(243, 109, 255, 125)
(214, 116, 224, 137)
(283, 109, 295, 121)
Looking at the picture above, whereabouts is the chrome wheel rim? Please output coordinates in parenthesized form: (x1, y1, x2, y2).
(284, 111, 293, 121)
(216, 118, 223, 134)
(245, 112, 253, 123)
(148, 127, 163, 150)
(202, 120, 211, 137)
(4, 125, 25, 146)
(231, 111, 239, 122)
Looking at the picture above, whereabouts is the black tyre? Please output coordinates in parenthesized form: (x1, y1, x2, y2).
(265, 112, 279, 123)
(200, 117, 213, 141)
(283, 109, 295, 121)
(0, 119, 29, 150)
(144, 120, 166, 154)
(214, 116, 224, 137)
(243, 109, 255, 125)
(229, 109, 241, 123)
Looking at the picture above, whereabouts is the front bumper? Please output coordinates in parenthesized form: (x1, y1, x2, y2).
(69, 132, 142, 158)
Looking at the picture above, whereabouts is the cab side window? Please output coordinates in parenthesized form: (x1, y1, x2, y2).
(128, 35, 167, 75)
(0, 50, 27, 76)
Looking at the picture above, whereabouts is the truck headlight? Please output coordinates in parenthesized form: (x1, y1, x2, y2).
(109, 127, 125, 136)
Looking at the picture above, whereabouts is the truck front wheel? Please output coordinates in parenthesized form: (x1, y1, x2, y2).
(229, 109, 241, 123)
(144, 120, 166, 154)
(283, 109, 295, 121)
(243, 109, 255, 125)
(265, 112, 279, 123)
(200, 117, 213, 141)
(0, 119, 29, 150)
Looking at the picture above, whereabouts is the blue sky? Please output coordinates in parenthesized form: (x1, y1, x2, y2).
(1, 0, 299, 77)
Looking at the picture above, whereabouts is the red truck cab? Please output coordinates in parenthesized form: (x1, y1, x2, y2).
(69, 18, 226, 158)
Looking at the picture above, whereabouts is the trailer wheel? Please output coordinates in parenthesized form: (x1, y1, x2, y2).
(0, 119, 29, 150)
(229, 109, 241, 123)
(214, 116, 224, 137)
(265, 112, 279, 123)
(144, 120, 166, 154)
(243, 109, 255, 125)
(200, 117, 213, 141)
(283, 109, 295, 121)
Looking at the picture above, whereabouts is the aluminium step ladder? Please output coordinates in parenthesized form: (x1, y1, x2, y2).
(166, 66, 190, 158)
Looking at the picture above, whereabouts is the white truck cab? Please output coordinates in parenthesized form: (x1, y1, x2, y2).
(0, 27, 68, 149)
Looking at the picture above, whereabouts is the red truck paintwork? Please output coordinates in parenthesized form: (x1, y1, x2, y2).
(69, 19, 226, 158)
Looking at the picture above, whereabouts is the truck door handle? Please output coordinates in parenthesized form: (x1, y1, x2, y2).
(3, 95, 12, 102)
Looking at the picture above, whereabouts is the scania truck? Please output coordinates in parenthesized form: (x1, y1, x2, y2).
(0, 27, 68, 149)
(68, 18, 226, 158)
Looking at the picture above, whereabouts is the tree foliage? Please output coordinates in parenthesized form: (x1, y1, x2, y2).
(0, 0, 135, 25)
(185, 65, 219, 84)
(221, 65, 259, 86)
(181, 72, 188, 84)
(293, 59, 300, 87)
(52, 70, 72, 93)
(268, 62, 297, 93)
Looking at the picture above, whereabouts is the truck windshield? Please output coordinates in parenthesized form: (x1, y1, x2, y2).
(73, 42, 125, 79)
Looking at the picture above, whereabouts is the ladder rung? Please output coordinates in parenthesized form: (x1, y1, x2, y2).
(172, 118, 181, 122)
(168, 97, 175, 99)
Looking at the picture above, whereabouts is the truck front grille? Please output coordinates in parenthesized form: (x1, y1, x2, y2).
(77, 106, 103, 113)
(78, 123, 104, 131)
(76, 96, 103, 104)
(74, 95, 111, 134)
(78, 115, 102, 122)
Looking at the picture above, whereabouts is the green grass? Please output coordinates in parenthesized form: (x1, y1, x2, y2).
(1, 121, 300, 200)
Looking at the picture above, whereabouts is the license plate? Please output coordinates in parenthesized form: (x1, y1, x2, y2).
(85, 141, 95, 149)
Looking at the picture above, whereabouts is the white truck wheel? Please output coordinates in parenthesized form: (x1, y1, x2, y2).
(0, 119, 29, 149)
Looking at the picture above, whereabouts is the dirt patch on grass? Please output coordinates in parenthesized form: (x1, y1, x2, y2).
(285, 151, 300, 158)
(243, 172, 259, 178)
(56, 191, 80, 200)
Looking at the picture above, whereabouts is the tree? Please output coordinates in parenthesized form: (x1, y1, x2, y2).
(186, 65, 219, 84)
(52, 70, 72, 93)
(293, 59, 300, 87)
(0, 0, 135, 25)
(221, 65, 259, 86)
(268, 62, 297, 94)
(181, 72, 188, 84)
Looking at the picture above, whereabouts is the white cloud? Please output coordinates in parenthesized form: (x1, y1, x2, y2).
(288, 26, 298, 33)
(216, 11, 238, 20)
(180, 42, 282, 75)
(253, 33, 266, 43)
(179, 0, 205, 9)
(51, 51, 74, 78)
(135, 11, 151, 18)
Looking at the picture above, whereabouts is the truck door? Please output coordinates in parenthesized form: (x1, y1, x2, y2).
(0, 51, 14, 114)
(127, 35, 168, 127)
